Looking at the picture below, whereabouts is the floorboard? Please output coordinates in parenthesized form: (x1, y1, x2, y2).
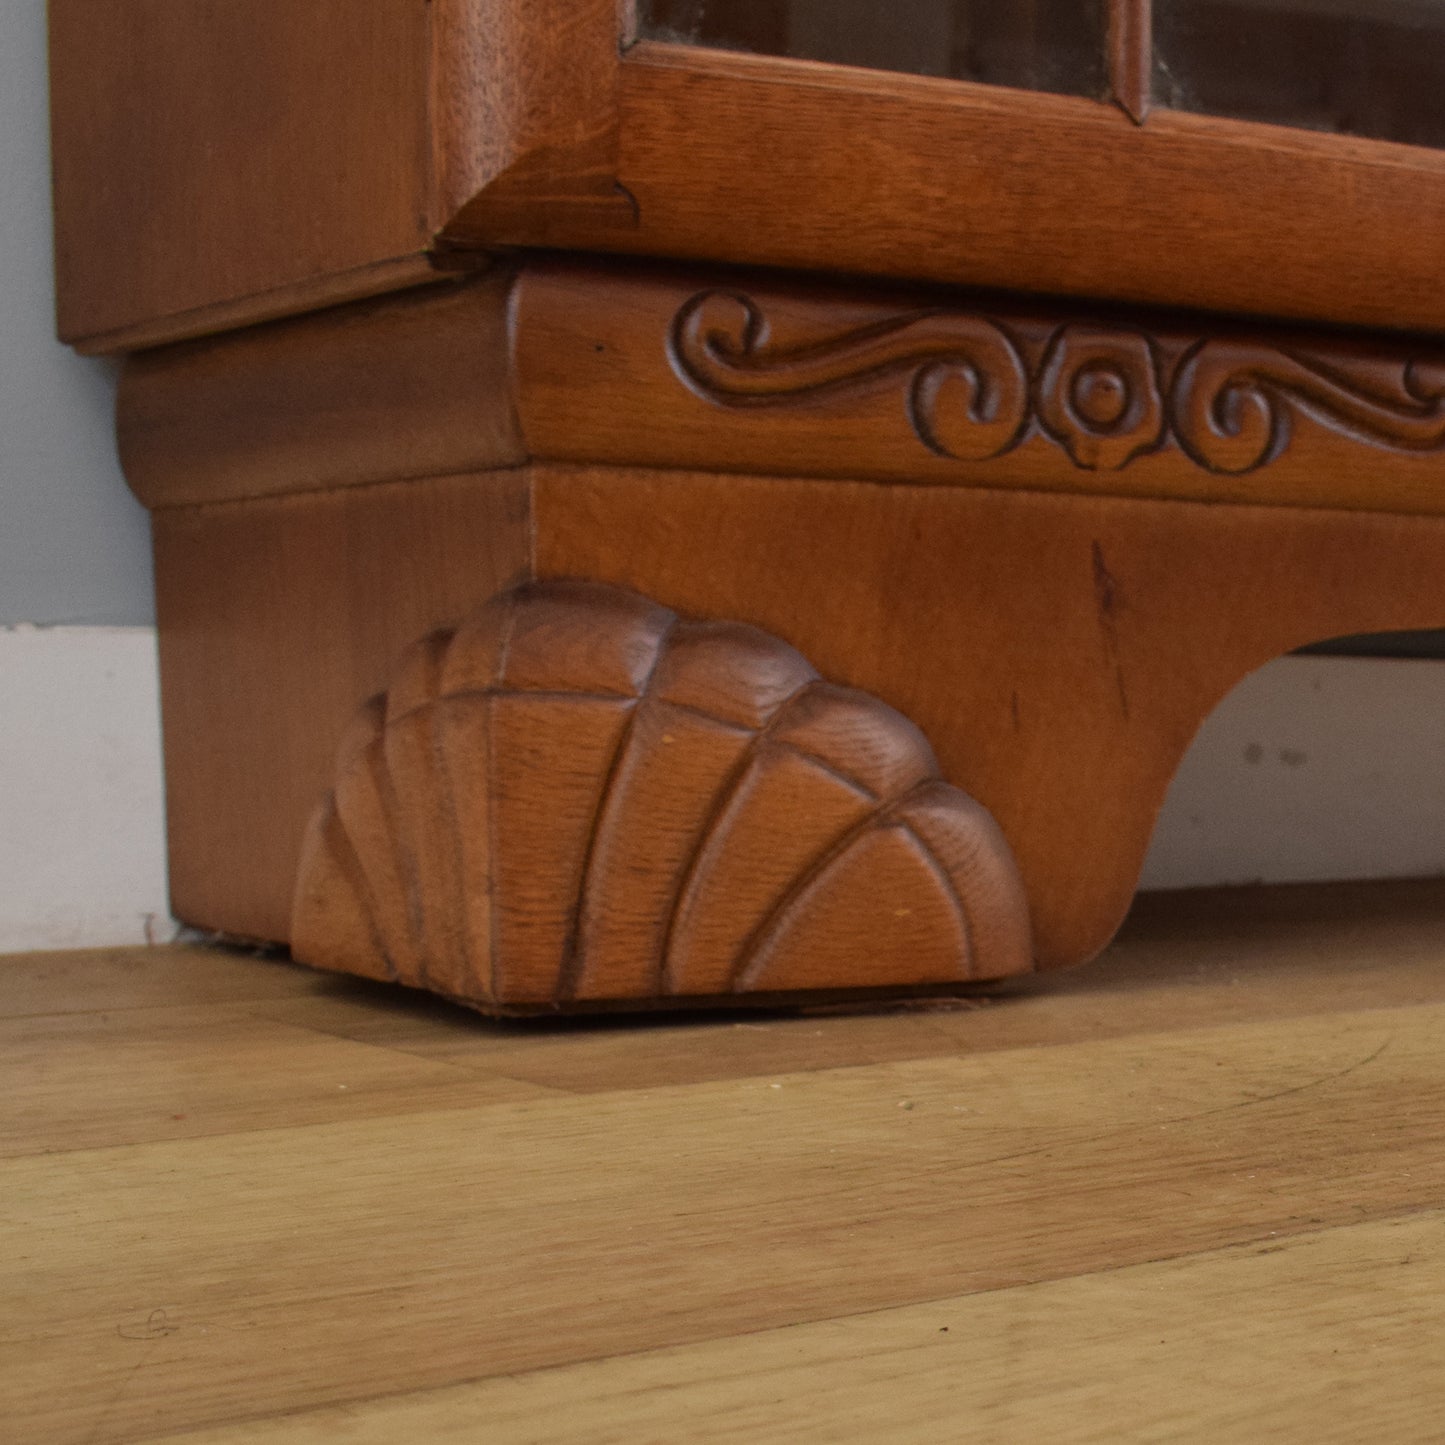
(4, 880, 1445, 1443)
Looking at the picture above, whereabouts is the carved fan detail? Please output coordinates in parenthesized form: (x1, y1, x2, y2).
(291, 581, 1033, 1013)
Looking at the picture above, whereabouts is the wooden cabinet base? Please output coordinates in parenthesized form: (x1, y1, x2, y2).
(125, 261, 1445, 1013)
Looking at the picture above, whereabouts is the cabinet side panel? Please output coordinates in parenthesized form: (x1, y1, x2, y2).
(152, 470, 531, 944)
(50, 0, 437, 349)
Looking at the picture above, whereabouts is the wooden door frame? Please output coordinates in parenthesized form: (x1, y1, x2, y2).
(51, 0, 1445, 354)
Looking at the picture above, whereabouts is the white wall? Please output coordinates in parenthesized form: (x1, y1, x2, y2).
(0, 0, 153, 628)
(1141, 656, 1445, 890)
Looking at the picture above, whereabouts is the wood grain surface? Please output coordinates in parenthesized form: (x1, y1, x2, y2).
(145, 460, 1445, 970)
(118, 258, 1445, 518)
(120, 274, 522, 509)
(151, 471, 531, 945)
(434, 0, 633, 241)
(291, 580, 1032, 1011)
(48, 0, 629, 354)
(1108, 0, 1151, 124)
(534, 464, 1445, 968)
(48, 0, 440, 350)
(596, 44, 1445, 336)
(154, 1214, 1445, 1442)
(515, 258, 1445, 518)
(7, 880, 1445, 1442)
(53, 6, 1445, 351)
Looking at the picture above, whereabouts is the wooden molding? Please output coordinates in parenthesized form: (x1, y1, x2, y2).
(668, 290, 1445, 478)
(67, 257, 446, 362)
(603, 44, 1445, 337)
(51, 8, 1445, 352)
(1107, 0, 1152, 126)
(119, 273, 524, 510)
(291, 580, 1033, 1013)
(431, 0, 633, 242)
(119, 257, 1445, 517)
(517, 260, 1445, 518)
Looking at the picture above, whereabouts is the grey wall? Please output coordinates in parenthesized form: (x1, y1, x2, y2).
(0, 0, 153, 626)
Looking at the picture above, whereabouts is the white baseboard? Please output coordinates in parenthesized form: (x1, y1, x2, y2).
(0, 629, 1440, 952)
(0, 624, 174, 951)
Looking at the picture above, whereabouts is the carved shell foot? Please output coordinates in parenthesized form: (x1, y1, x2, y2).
(291, 581, 1033, 1014)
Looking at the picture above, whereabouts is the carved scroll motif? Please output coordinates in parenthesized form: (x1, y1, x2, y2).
(670, 290, 1445, 475)
(670, 290, 1030, 461)
(1169, 343, 1445, 474)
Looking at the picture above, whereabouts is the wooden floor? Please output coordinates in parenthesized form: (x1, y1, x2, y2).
(7, 882, 1445, 1442)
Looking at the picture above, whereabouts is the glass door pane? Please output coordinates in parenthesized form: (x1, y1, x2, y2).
(1155, 0, 1445, 149)
(637, 0, 1109, 98)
